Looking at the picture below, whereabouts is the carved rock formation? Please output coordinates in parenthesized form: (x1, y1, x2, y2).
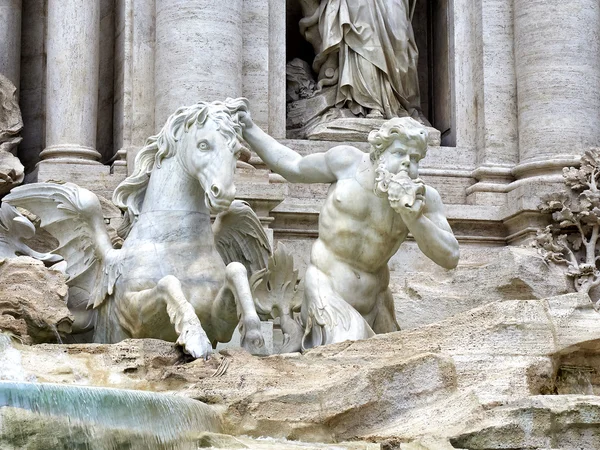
(0, 73, 24, 194)
(4, 293, 600, 449)
(0, 256, 71, 344)
(392, 246, 571, 329)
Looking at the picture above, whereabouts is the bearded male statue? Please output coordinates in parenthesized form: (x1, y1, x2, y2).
(241, 113, 459, 348)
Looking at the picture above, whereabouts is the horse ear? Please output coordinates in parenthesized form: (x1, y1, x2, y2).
(196, 107, 209, 126)
(184, 106, 208, 132)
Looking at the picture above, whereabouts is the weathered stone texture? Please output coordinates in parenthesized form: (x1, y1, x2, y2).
(0, 74, 24, 194)
(5, 293, 600, 449)
(0, 257, 71, 344)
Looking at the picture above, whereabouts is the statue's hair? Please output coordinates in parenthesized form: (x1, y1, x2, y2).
(368, 117, 428, 162)
(113, 98, 249, 238)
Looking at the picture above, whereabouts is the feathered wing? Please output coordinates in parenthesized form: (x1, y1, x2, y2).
(4, 182, 120, 333)
(0, 203, 62, 262)
(212, 200, 272, 275)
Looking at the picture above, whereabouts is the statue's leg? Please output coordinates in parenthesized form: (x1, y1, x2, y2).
(302, 266, 374, 349)
(211, 262, 264, 353)
(120, 275, 212, 360)
(369, 288, 401, 334)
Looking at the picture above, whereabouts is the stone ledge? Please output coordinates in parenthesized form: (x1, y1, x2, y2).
(5, 293, 600, 448)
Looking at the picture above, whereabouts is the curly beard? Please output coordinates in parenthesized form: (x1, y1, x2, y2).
(374, 162, 394, 198)
(373, 162, 424, 210)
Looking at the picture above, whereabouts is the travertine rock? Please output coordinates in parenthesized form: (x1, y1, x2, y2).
(0, 73, 23, 154)
(392, 246, 571, 329)
(0, 256, 71, 344)
(7, 293, 600, 449)
(0, 73, 24, 194)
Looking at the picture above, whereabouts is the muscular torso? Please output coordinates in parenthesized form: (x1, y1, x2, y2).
(308, 174, 409, 314)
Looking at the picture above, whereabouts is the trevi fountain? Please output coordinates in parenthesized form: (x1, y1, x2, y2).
(1, 0, 600, 449)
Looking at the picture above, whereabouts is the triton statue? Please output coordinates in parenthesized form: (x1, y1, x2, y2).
(241, 112, 459, 348)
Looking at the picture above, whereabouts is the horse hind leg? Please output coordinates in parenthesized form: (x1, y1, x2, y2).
(123, 275, 212, 360)
(212, 262, 264, 353)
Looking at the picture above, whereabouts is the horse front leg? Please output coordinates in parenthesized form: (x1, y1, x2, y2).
(122, 275, 212, 360)
(212, 262, 265, 353)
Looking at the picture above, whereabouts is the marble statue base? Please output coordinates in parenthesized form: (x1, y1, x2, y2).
(286, 88, 440, 145)
(306, 117, 441, 146)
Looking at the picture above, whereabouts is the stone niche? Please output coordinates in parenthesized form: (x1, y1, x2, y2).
(285, 0, 453, 145)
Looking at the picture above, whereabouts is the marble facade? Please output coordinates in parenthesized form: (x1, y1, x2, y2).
(1, 0, 599, 330)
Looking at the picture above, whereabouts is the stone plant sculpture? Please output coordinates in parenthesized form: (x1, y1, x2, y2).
(3, 98, 292, 360)
(241, 113, 459, 349)
(534, 149, 600, 306)
(250, 242, 303, 353)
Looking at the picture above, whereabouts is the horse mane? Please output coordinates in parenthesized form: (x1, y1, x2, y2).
(113, 97, 249, 239)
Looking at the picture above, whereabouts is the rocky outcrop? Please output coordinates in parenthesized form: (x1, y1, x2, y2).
(0, 257, 71, 344)
(392, 246, 571, 329)
(0, 73, 24, 195)
(4, 292, 600, 449)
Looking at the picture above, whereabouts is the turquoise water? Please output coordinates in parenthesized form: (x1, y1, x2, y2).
(0, 381, 221, 449)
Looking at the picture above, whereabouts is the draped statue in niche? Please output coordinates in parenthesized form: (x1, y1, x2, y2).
(287, 0, 436, 142)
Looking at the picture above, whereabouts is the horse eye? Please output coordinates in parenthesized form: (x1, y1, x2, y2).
(198, 142, 210, 151)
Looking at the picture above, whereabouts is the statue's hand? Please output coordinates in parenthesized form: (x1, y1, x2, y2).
(237, 110, 254, 131)
(388, 172, 426, 223)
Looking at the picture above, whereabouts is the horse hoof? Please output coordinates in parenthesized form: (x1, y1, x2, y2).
(177, 329, 212, 360)
(241, 329, 265, 354)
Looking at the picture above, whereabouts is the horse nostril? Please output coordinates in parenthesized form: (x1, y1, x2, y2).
(210, 184, 221, 198)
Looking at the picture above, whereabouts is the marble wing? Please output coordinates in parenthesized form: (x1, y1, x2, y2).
(0, 203, 62, 262)
(4, 182, 119, 333)
(212, 200, 271, 275)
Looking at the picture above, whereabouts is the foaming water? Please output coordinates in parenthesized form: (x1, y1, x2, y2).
(0, 335, 28, 382)
(0, 381, 221, 449)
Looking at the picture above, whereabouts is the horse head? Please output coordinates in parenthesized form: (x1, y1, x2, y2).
(113, 98, 250, 236)
(173, 99, 249, 213)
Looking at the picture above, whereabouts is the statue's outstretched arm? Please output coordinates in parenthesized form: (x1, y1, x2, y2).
(241, 112, 358, 184)
(402, 186, 459, 270)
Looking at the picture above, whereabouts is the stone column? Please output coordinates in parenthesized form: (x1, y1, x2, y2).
(114, 0, 155, 174)
(154, 0, 244, 128)
(0, 0, 22, 89)
(465, 0, 519, 206)
(40, 0, 101, 164)
(267, 0, 286, 139)
(513, 0, 600, 179)
(242, 0, 269, 131)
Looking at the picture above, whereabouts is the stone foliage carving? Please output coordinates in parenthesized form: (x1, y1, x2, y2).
(288, 0, 425, 141)
(242, 113, 459, 349)
(534, 149, 600, 305)
(250, 242, 303, 353)
(3, 99, 291, 359)
(0, 73, 24, 195)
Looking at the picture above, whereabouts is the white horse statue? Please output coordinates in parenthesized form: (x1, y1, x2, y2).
(5, 98, 298, 359)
